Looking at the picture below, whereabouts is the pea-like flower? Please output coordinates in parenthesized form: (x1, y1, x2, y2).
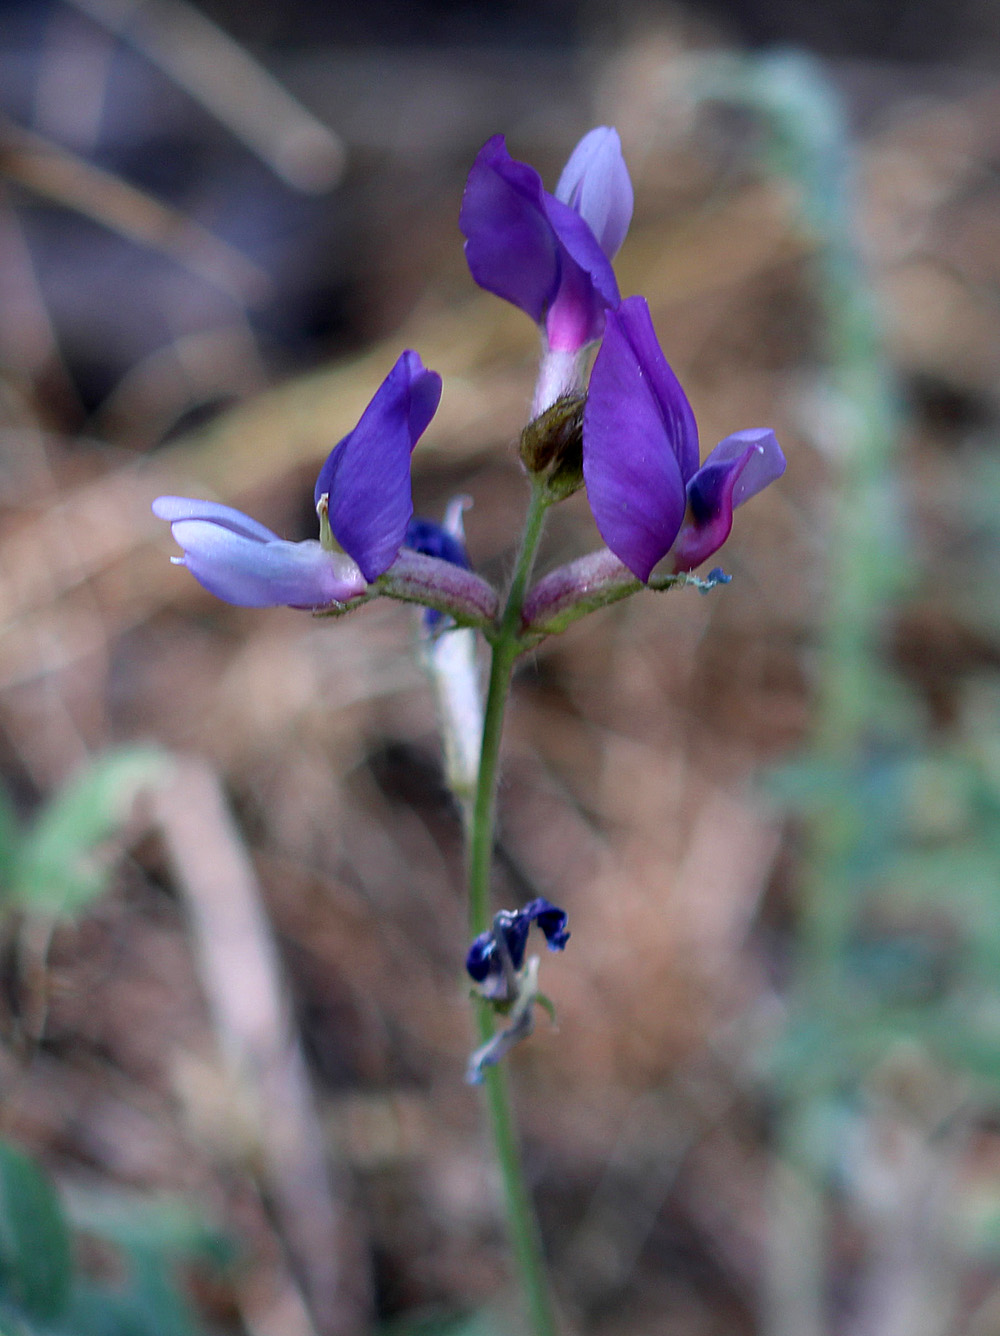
(154, 351, 442, 610)
(460, 127, 633, 357)
(466, 897, 570, 1002)
(583, 295, 786, 582)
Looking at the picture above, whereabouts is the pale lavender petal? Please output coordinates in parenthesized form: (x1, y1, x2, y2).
(554, 127, 634, 259)
(701, 429, 786, 506)
(170, 520, 366, 608)
(314, 351, 442, 582)
(152, 495, 278, 542)
(583, 301, 687, 582)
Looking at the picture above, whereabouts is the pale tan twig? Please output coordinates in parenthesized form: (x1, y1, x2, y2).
(154, 758, 372, 1336)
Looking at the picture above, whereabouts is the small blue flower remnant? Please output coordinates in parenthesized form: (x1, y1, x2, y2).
(465, 899, 570, 1083)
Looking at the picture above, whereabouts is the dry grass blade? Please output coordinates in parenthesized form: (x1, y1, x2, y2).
(66, 0, 345, 192)
(154, 759, 372, 1336)
(0, 114, 269, 304)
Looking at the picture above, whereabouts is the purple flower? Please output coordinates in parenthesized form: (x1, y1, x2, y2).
(460, 127, 633, 353)
(583, 296, 786, 582)
(314, 351, 442, 582)
(152, 496, 368, 608)
(466, 898, 570, 1000)
(155, 351, 442, 608)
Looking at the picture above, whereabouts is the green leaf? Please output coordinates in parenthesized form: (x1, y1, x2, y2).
(0, 1142, 73, 1322)
(11, 748, 169, 918)
(64, 1190, 234, 1272)
(0, 789, 21, 896)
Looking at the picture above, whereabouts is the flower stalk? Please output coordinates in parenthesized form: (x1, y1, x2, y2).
(466, 477, 560, 1336)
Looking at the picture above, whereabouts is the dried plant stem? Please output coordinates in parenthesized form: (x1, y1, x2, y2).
(467, 479, 559, 1336)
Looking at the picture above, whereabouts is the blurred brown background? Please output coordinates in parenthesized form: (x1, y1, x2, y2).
(3, 1, 1000, 1333)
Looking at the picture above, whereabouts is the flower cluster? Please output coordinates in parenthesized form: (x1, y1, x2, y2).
(153, 127, 786, 1073)
(155, 126, 783, 623)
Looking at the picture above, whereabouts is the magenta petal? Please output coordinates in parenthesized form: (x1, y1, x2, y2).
(314, 351, 442, 582)
(554, 127, 633, 260)
(541, 194, 620, 348)
(170, 520, 366, 608)
(668, 447, 756, 573)
(669, 430, 785, 571)
(460, 135, 560, 323)
(583, 302, 688, 582)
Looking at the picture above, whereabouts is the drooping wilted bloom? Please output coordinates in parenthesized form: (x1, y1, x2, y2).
(465, 899, 569, 1083)
(460, 127, 633, 356)
(154, 351, 442, 609)
(466, 898, 570, 1001)
(583, 296, 786, 582)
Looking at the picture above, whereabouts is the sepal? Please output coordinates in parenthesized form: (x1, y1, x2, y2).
(519, 393, 585, 500)
(377, 549, 499, 627)
(520, 547, 731, 642)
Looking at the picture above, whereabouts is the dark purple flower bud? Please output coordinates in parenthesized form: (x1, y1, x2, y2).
(466, 897, 570, 993)
(314, 351, 442, 581)
(460, 129, 632, 353)
(405, 513, 473, 632)
(583, 296, 786, 581)
(404, 516, 471, 570)
(152, 497, 368, 608)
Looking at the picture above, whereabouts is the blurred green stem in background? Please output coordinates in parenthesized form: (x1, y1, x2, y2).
(467, 478, 559, 1336)
(699, 52, 905, 1336)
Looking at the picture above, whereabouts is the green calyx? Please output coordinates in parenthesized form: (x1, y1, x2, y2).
(518, 393, 585, 502)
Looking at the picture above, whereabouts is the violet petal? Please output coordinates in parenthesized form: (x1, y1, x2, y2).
(460, 134, 620, 349)
(668, 447, 756, 574)
(460, 135, 560, 323)
(314, 351, 442, 582)
(523, 898, 570, 951)
(582, 299, 689, 582)
(702, 428, 786, 507)
(668, 430, 786, 572)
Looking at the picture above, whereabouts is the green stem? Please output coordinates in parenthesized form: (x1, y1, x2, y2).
(467, 479, 559, 1336)
(468, 480, 549, 940)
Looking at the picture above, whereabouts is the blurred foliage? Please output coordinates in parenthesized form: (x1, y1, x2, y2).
(376, 1312, 510, 1336)
(0, 1140, 230, 1336)
(0, 748, 169, 919)
(700, 51, 1000, 1336)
